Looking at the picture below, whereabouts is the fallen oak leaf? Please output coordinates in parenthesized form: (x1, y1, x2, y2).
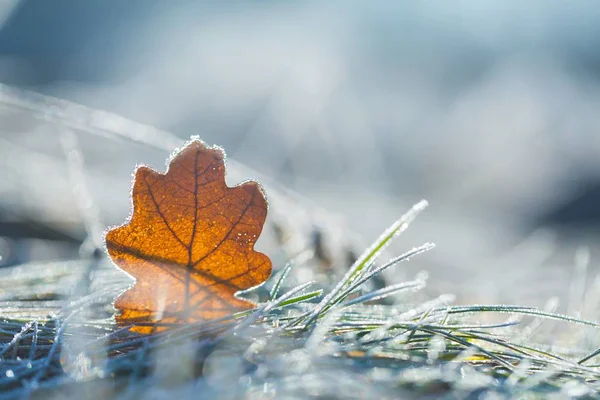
(105, 139, 272, 333)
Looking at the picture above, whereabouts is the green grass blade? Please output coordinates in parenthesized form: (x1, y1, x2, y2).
(342, 280, 425, 307)
(303, 200, 428, 326)
(269, 261, 294, 301)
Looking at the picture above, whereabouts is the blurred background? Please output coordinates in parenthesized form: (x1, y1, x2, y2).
(1, 0, 600, 309)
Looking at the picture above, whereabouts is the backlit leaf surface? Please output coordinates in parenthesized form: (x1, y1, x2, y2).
(105, 140, 272, 333)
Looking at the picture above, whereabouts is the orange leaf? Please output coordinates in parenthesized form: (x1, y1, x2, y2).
(105, 140, 272, 333)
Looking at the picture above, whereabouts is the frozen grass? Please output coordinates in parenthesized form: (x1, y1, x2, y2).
(1, 202, 600, 399)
